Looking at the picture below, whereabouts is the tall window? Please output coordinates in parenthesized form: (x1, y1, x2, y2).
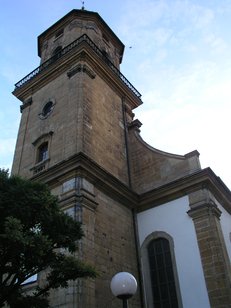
(37, 142, 48, 163)
(148, 238, 179, 308)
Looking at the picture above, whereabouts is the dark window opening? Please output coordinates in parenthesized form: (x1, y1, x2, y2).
(52, 46, 62, 59)
(102, 33, 109, 43)
(55, 29, 64, 38)
(148, 238, 179, 308)
(42, 101, 53, 117)
(102, 48, 109, 58)
(102, 48, 111, 64)
(37, 142, 48, 163)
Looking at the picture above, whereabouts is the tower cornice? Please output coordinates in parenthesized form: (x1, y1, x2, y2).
(138, 167, 231, 213)
(13, 34, 142, 110)
(31, 152, 139, 209)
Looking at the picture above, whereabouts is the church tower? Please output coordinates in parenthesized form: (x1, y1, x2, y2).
(12, 9, 142, 308)
(12, 8, 231, 308)
(12, 9, 142, 182)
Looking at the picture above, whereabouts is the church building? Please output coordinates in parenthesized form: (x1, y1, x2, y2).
(12, 8, 231, 308)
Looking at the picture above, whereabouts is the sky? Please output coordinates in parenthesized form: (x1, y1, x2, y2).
(0, 0, 231, 189)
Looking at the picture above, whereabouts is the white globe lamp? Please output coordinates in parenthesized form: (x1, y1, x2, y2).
(110, 272, 137, 307)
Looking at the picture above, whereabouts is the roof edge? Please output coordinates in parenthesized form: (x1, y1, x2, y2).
(138, 167, 231, 212)
(37, 9, 125, 58)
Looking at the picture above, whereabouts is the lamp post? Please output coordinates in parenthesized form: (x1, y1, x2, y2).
(110, 272, 137, 308)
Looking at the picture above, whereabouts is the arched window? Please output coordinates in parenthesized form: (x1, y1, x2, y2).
(32, 132, 53, 174)
(37, 142, 48, 163)
(141, 232, 182, 308)
(148, 238, 178, 308)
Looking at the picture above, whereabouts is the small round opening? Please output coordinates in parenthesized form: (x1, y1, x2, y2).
(42, 101, 53, 117)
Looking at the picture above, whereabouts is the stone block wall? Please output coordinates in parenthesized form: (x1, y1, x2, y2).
(188, 189, 231, 308)
(128, 121, 201, 193)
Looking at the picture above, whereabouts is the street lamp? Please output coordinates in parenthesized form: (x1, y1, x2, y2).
(110, 272, 137, 308)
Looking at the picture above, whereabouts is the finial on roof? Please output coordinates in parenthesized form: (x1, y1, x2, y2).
(81, 1, 85, 10)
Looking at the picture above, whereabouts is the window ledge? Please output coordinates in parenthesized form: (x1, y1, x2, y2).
(30, 158, 50, 175)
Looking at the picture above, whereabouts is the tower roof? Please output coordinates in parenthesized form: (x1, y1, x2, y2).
(37, 9, 125, 62)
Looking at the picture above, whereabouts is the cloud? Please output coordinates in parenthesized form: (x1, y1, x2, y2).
(0, 107, 19, 171)
(118, 0, 226, 62)
(204, 33, 227, 53)
(0, 138, 16, 170)
(135, 75, 231, 188)
(185, 3, 214, 29)
(0, 138, 16, 154)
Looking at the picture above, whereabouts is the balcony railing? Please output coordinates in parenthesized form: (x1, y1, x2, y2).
(14, 34, 141, 99)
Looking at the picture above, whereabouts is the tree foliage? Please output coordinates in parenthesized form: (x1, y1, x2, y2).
(0, 170, 96, 307)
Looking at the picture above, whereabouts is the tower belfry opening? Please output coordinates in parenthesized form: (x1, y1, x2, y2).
(11, 8, 231, 308)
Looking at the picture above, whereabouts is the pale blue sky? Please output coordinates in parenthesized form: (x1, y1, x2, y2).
(1, 0, 231, 189)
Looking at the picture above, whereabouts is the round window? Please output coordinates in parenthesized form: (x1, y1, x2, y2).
(39, 100, 55, 119)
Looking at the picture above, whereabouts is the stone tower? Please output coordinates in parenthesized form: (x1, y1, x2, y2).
(12, 9, 142, 308)
(12, 8, 231, 308)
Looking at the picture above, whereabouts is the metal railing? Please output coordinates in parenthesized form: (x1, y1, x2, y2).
(14, 34, 141, 99)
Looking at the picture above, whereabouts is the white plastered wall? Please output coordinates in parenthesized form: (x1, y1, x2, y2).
(137, 196, 210, 308)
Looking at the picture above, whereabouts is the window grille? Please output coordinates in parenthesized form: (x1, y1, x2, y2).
(148, 238, 179, 308)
